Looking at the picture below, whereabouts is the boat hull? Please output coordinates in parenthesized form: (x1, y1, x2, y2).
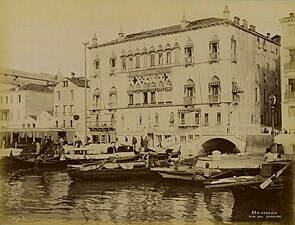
(67, 167, 162, 181)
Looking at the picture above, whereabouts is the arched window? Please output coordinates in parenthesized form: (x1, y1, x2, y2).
(150, 46, 155, 67)
(109, 86, 117, 108)
(93, 88, 101, 106)
(208, 76, 221, 103)
(135, 48, 141, 68)
(127, 49, 134, 69)
(165, 44, 172, 64)
(142, 47, 148, 68)
(121, 50, 127, 71)
(231, 35, 237, 63)
(173, 42, 180, 63)
(209, 35, 220, 63)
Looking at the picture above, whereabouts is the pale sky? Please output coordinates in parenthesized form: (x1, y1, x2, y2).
(0, 0, 294, 77)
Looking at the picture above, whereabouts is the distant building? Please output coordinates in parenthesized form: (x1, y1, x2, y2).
(0, 83, 54, 147)
(0, 67, 63, 89)
(87, 5, 281, 151)
(280, 13, 295, 134)
(53, 73, 90, 144)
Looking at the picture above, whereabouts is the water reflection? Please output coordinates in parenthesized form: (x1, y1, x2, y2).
(0, 170, 293, 224)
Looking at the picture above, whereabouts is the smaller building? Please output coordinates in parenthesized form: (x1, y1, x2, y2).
(53, 73, 90, 144)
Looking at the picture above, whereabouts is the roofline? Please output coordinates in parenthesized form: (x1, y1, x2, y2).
(89, 19, 280, 49)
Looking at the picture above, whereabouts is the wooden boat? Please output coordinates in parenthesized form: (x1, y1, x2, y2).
(67, 160, 162, 181)
(204, 161, 294, 199)
(0, 145, 139, 171)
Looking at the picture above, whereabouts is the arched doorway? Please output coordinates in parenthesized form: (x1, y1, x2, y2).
(201, 138, 240, 155)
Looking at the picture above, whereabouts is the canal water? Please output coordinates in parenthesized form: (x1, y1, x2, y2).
(0, 170, 293, 224)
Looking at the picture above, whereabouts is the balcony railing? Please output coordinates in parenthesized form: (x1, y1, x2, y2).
(91, 103, 101, 110)
(231, 53, 237, 63)
(108, 102, 117, 109)
(285, 91, 295, 100)
(284, 62, 295, 71)
(185, 57, 193, 66)
(209, 52, 220, 63)
(183, 96, 195, 105)
(88, 120, 117, 128)
(209, 94, 221, 103)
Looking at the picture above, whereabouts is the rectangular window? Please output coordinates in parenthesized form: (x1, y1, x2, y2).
(63, 81, 68, 87)
(69, 105, 73, 114)
(151, 92, 156, 103)
(204, 113, 209, 126)
(128, 94, 134, 105)
(174, 48, 179, 62)
(55, 106, 59, 114)
(57, 91, 61, 100)
(70, 120, 73, 127)
(217, 112, 221, 125)
(255, 87, 258, 102)
(150, 54, 155, 66)
(94, 60, 100, 70)
(158, 52, 163, 65)
(288, 106, 295, 117)
(195, 113, 200, 125)
(166, 51, 171, 64)
(55, 121, 58, 127)
(33, 124, 35, 128)
(63, 120, 66, 128)
(110, 58, 116, 67)
(70, 90, 74, 100)
(180, 113, 185, 125)
(63, 105, 66, 115)
(122, 58, 127, 70)
(264, 89, 266, 103)
(27, 124, 30, 128)
(143, 54, 147, 67)
(135, 56, 140, 68)
(0, 96, 2, 104)
(10, 95, 13, 104)
(6, 96, 8, 104)
(143, 92, 148, 104)
(18, 94, 21, 103)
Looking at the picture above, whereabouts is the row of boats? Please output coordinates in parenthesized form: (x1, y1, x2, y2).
(1, 143, 294, 199)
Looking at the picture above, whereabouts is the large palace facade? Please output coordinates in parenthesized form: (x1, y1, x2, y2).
(87, 6, 281, 149)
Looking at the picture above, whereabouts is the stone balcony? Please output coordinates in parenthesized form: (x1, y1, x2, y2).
(209, 94, 221, 103)
(183, 96, 195, 106)
(285, 91, 295, 101)
(209, 52, 220, 63)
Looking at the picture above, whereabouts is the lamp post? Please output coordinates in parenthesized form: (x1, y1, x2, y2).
(82, 41, 89, 146)
(268, 94, 276, 139)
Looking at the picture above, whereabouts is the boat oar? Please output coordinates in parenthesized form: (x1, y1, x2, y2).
(259, 161, 294, 190)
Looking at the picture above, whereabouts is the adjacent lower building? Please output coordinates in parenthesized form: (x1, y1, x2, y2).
(87, 5, 281, 153)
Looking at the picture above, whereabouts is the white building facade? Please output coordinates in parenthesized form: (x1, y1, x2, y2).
(280, 13, 295, 134)
(88, 7, 281, 151)
(53, 74, 90, 144)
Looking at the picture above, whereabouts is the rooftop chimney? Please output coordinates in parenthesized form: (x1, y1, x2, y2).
(234, 16, 240, 25)
(118, 25, 124, 39)
(92, 33, 98, 46)
(181, 12, 189, 28)
(223, 4, 230, 20)
(242, 19, 248, 29)
(267, 33, 270, 38)
(71, 72, 75, 78)
(249, 25, 256, 32)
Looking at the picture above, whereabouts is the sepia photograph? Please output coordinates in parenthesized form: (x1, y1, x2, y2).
(0, 0, 294, 224)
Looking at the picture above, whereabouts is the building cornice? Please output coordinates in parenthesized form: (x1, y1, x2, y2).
(89, 18, 280, 50)
(280, 17, 295, 24)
